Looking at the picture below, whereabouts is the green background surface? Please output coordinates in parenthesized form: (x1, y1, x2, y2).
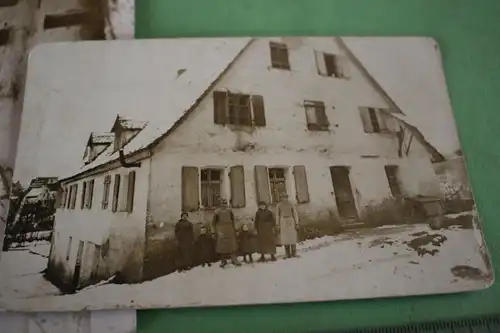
(135, 1, 500, 332)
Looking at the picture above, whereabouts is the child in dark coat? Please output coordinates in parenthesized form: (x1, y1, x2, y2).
(195, 226, 216, 267)
(238, 224, 257, 263)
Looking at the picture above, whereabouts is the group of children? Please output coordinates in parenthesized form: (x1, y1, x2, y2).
(175, 217, 262, 272)
(193, 224, 260, 267)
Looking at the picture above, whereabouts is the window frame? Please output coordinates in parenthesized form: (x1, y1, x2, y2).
(304, 100, 330, 131)
(228, 93, 252, 126)
(268, 167, 288, 204)
(269, 42, 291, 70)
(200, 168, 224, 210)
(70, 184, 78, 210)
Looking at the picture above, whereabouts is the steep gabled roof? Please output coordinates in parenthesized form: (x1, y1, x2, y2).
(60, 37, 444, 182)
(111, 115, 148, 132)
(59, 38, 253, 182)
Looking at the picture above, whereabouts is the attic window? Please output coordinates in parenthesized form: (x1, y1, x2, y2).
(359, 107, 390, 133)
(0, 28, 11, 46)
(44, 11, 89, 29)
(213, 91, 266, 127)
(269, 42, 290, 70)
(304, 100, 329, 131)
(0, 0, 19, 7)
(315, 51, 350, 78)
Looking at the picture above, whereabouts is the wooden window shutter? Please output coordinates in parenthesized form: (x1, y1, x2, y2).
(315, 102, 329, 127)
(293, 165, 310, 203)
(314, 50, 327, 76)
(112, 174, 120, 212)
(252, 95, 266, 126)
(230, 165, 246, 208)
(338, 56, 350, 79)
(88, 180, 94, 209)
(213, 91, 228, 125)
(102, 175, 111, 209)
(126, 171, 136, 213)
(359, 107, 374, 133)
(254, 165, 271, 205)
(182, 166, 199, 212)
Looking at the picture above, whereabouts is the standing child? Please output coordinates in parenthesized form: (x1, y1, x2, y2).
(195, 225, 215, 267)
(238, 224, 257, 263)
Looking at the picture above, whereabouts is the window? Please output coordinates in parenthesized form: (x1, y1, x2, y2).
(125, 171, 136, 213)
(359, 107, 389, 133)
(62, 187, 68, 208)
(228, 93, 251, 126)
(80, 182, 87, 209)
(268, 168, 287, 204)
(201, 169, 222, 209)
(0, 28, 11, 46)
(315, 51, 349, 78)
(385, 165, 403, 197)
(111, 174, 120, 212)
(66, 236, 73, 260)
(101, 175, 111, 209)
(89, 179, 95, 208)
(70, 184, 78, 209)
(269, 42, 290, 70)
(66, 186, 72, 209)
(213, 92, 266, 127)
(304, 100, 329, 131)
(254, 166, 309, 205)
(43, 12, 89, 30)
(83, 179, 95, 209)
(181, 166, 246, 212)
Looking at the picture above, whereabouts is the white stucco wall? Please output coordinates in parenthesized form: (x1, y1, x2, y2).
(50, 160, 149, 286)
(147, 38, 440, 236)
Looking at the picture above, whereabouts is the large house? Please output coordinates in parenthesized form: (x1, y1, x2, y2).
(47, 37, 445, 289)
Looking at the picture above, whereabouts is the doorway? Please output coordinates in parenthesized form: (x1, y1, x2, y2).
(71, 240, 84, 291)
(330, 166, 358, 220)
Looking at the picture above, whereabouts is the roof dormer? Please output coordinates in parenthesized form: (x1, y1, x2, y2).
(83, 132, 114, 165)
(110, 115, 147, 152)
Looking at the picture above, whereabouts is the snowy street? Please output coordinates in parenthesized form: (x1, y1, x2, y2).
(0, 223, 491, 311)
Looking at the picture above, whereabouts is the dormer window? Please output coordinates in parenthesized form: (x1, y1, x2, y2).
(110, 115, 147, 152)
(83, 132, 114, 165)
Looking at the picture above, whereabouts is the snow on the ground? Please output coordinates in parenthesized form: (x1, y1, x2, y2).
(0, 241, 61, 302)
(0, 225, 492, 311)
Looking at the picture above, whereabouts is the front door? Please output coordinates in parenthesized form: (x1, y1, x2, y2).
(330, 166, 358, 220)
(71, 240, 85, 291)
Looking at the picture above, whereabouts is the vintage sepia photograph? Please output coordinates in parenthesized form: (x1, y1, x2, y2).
(0, 37, 493, 311)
